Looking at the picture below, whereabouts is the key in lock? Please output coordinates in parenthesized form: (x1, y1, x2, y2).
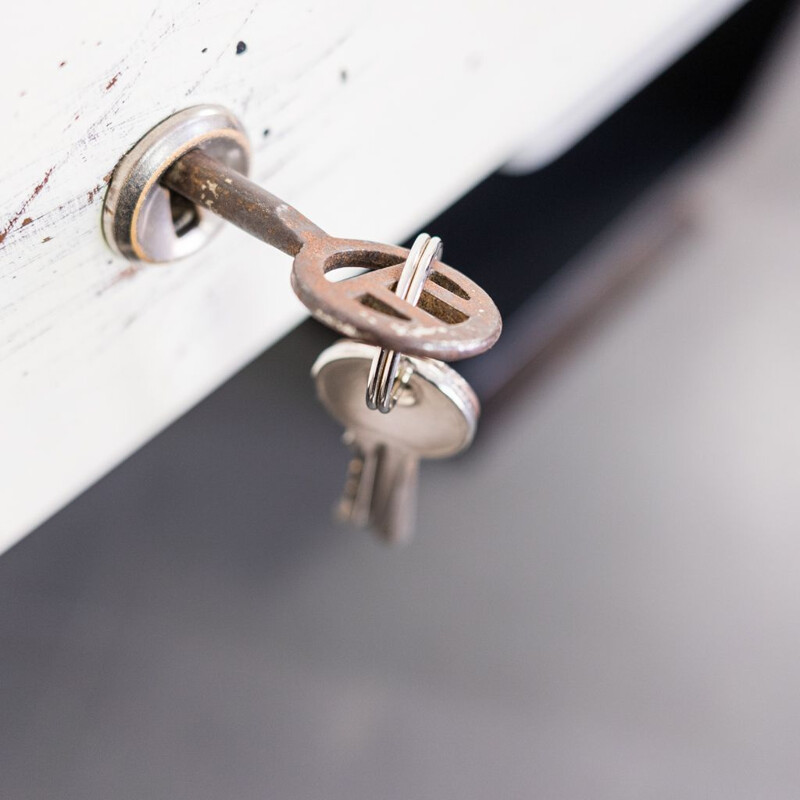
(102, 105, 502, 362)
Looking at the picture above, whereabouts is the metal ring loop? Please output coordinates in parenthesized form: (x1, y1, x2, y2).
(365, 233, 443, 413)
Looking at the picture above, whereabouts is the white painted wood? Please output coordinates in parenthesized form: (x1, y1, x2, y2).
(0, 0, 743, 552)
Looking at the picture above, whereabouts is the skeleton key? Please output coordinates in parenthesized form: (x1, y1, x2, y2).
(313, 340, 479, 543)
(159, 147, 500, 360)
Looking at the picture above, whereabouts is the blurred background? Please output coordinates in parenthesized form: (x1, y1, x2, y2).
(3, 1, 800, 797)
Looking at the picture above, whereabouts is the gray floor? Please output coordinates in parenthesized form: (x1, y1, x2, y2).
(5, 17, 800, 800)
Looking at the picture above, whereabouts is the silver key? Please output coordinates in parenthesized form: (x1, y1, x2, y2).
(313, 340, 480, 544)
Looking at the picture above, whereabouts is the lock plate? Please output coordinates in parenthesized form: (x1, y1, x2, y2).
(102, 105, 250, 262)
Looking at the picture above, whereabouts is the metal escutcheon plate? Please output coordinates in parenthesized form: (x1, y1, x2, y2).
(102, 105, 250, 262)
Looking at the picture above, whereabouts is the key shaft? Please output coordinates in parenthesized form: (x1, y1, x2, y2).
(162, 149, 325, 257)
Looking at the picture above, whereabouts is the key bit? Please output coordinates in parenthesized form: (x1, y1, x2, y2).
(369, 445, 420, 544)
(336, 436, 379, 529)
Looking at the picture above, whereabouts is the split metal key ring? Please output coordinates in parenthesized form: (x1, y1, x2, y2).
(366, 233, 442, 413)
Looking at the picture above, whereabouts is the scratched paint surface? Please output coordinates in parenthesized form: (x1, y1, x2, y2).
(0, 0, 742, 550)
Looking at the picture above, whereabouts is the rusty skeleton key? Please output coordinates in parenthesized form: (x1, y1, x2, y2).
(160, 149, 501, 361)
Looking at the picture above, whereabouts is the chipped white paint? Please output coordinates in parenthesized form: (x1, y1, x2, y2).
(0, 0, 742, 551)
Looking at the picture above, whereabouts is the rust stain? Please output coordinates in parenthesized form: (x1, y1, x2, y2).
(21, 217, 33, 227)
(0, 166, 55, 246)
(42, 236, 52, 243)
(87, 184, 103, 204)
(97, 263, 142, 296)
(108, 264, 141, 287)
(103, 170, 113, 183)
(105, 72, 120, 90)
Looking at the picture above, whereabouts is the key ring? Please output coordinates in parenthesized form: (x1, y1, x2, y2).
(365, 233, 443, 413)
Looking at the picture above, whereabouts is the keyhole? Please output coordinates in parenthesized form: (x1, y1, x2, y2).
(169, 191, 200, 238)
